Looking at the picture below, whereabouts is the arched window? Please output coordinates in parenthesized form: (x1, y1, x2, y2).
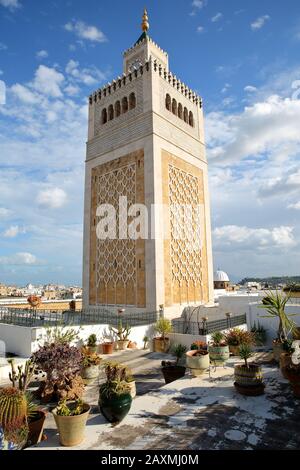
(122, 96, 128, 113)
(101, 108, 107, 125)
(184, 107, 188, 123)
(108, 104, 114, 121)
(172, 98, 177, 115)
(189, 111, 194, 127)
(178, 103, 183, 119)
(165, 94, 171, 111)
(115, 101, 121, 118)
(129, 92, 136, 110)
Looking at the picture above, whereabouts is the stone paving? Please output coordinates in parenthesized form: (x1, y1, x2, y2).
(26, 351, 300, 451)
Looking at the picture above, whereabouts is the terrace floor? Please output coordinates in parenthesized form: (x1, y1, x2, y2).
(24, 350, 300, 451)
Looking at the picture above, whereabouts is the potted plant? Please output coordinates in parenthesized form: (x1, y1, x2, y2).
(31, 342, 84, 403)
(161, 344, 187, 384)
(99, 362, 132, 424)
(52, 399, 90, 447)
(251, 322, 267, 346)
(209, 331, 230, 365)
(260, 290, 298, 362)
(224, 328, 255, 356)
(101, 342, 114, 355)
(125, 368, 136, 399)
(143, 336, 149, 350)
(7, 358, 47, 446)
(186, 342, 210, 377)
(280, 340, 300, 396)
(86, 334, 98, 353)
(153, 318, 172, 353)
(110, 320, 131, 350)
(80, 347, 101, 384)
(279, 340, 295, 379)
(234, 344, 264, 396)
(0, 388, 29, 450)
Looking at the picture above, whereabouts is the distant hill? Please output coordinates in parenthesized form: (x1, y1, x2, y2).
(238, 276, 300, 286)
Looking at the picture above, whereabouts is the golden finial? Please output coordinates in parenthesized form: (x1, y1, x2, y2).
(141, 8, 149, 32)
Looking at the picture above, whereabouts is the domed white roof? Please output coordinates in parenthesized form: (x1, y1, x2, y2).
(214, 270, 229, 282)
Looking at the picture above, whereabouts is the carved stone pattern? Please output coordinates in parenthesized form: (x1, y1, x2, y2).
(95, 163, 137, 290)
(168, 164, 202, 286)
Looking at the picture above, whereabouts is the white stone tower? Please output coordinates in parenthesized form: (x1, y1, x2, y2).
(83, 10, 214, 316)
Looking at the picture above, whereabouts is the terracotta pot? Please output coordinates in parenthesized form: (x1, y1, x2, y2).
(52, 404, 90, 447)
(81, 365, 100, 384)
(234, 364, 263, 387)
(209, 345, 230, 365)
(284, 367, 300, 397)
(27, 410, 47, 446)
(273, 341, 284, 362)
(128, 341, 137, 349)
(117, 340, 129, 351)
(153, 337, 170, 353)
(127, 381, 136, 398)
(280, 353, 292, 379)
(229, 345, 240, 356)
(186, 350, 210, 376)
(87, 346, 98, 354)
(162, 365, 186, 384)
(102, 342, 114, 355)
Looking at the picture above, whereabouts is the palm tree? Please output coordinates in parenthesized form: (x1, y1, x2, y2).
(259, 290, 297, 343)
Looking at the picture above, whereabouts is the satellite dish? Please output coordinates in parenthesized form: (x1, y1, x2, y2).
(291, 340, 300, 365)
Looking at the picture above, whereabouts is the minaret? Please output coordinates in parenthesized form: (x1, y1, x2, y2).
(83, 10, 214, 316)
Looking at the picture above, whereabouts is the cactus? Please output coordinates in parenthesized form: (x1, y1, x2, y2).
(0, 388, 28, 429)
(8, 359, 35, 392)
(110, 320, 131, 341)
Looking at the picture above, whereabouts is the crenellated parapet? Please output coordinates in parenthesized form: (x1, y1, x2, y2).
(123, 34, 168, 60)
(89, 58, 203, 108)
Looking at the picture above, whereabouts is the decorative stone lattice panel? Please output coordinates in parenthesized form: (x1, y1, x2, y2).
(168, 165, 202, 288)
(89, 150, 146, 307)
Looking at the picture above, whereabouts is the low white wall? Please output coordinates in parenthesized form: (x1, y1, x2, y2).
(0, 322, 156, 357)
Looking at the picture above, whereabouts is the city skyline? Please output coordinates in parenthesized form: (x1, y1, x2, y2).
(1, 0, 300, 285)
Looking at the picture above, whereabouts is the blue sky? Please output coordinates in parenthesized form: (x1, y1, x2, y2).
(0, 0, 300, 285)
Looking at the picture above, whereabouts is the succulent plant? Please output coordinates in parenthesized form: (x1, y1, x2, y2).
(0, 388, 28, 429)
(87, 334, 97, 347)
(8, 359, 35, 392)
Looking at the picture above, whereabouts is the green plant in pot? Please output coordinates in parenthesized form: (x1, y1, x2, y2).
(8, 359, 46, 447)
(251, 322, 267, 347)
(99, 362, 132, 424)
(224, 328, 255, 356)
(153, 318, 172, 353)
(234, 344, 264, 396)
(110, 320, 131, 351)
(87, 334, 98, 353)
(209, 331, 230, 365)
(161, 344, 187, 384)
(186, 342, 209, 377)
(0, 387, 29, 450)
(52, 399, 90, 447)
(259, 290, 298, 362)
(80, 347, 102, 384)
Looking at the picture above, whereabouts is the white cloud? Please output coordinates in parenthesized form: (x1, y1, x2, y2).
(0, 252, 38, 265)
(251, 15, 270, 31)
(3, 225, 25, 238)
(0, 207, 11, 217)
(244, 85, 257, 93)
(32, 65, 64, 98)
(0, 42, 8, 51)
(212, 13, 223, 23)
(258, 169, 300, 198)
(213, 225, 296, 249)
(197, 26, 205, 34)
(0, 0, 21, 10)
(65, 59, 106, 85)
(192, 0, 206, 9)
(36, 50, 48, 60)
(206, 95, 300, 165)
(221, 83, 231, 94)
(11, 84, 40, 104)
(288, 201, 300, 210)
(36, 187, 67, 209)
(64, 20, 107, 43)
